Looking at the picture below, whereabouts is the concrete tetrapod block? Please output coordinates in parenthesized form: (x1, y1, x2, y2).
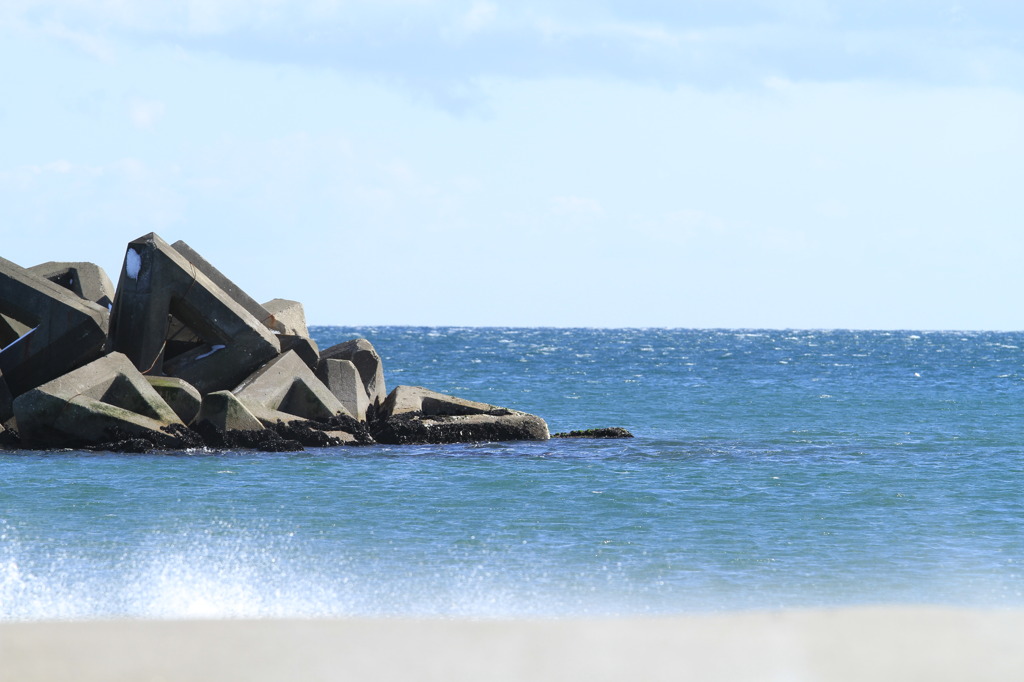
(164, 240, 270, 352)
(12, 352, 188, 449)
(108, 233, 281, 393)
(318, 339, 386, 412)
(28, 262, 116, 309)
(195, 391, 264, 433)
(233, 350, 352, 423)
(261, 299, 309, 338)
(316, 358, 370, 422)
(0, 256, 109, 402)
(146, 376, 202, 425)
(278, 335, 320, 371)
(381, 385, 507, 419)
(374, 386, 550, 445)
(0, 314, 33, 349)
(170, 240, 271, 324)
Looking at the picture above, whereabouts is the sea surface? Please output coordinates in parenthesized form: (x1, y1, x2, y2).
(1, 327, 1022, 620)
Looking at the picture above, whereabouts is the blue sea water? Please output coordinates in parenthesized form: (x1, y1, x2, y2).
(1, 327, 1022, 620)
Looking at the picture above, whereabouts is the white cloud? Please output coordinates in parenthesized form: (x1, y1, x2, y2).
(129, 99, 165, 130)
(461, 1, 497, 33)
(6, 0, 1024, 101)
(551, 195, 604, 219)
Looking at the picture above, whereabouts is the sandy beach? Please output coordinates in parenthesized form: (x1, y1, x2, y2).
(2, 606, 1022, 681)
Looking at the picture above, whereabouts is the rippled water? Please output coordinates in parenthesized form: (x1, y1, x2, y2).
(1, 328, 1022, 620)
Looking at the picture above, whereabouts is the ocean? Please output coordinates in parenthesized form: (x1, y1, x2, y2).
(1, 327, 1022, 620)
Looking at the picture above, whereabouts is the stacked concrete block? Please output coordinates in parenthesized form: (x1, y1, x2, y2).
(373, 385, 550, 445)
(108, 233, 281, 394)
(316, 358, 370, 422)
(0, 314, 34, 348)
(278, 335, 320, 371)
(0, 257, 109, 409)
(12, 353, 190, 449)
(146, 376, 202, 425)
(28, 261, 116, 309)
(262, 299, 309, 338)
(234, 350, 351, 425)
(0, 232, 554, 451)
(170, 240, 270, 323)
(318, 339, 387, 413)
(195, 391, 264, 433)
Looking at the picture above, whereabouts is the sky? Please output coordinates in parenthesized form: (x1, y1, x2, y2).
(2, 1, 1023, 329)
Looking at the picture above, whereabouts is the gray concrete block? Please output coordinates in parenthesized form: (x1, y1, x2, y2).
(108, 233, 281, 394)
(318, 339, 386, 410)
(28, 261, 115, 309)
(379, 385, 504, 419)
(234, 350, 351, 422)
(278, 334, 320, 371)
(316, 358, 370, 422)
(146, 376, 202, 425)
(261, 299, 309, 338)
(195, 390, 264, 432)
(12, 352, 186, 448)
(374, 385, 550, 444)
(0, 315, 33, 349)
(170, 240, 270, 323)
(0, 256, 109, 399)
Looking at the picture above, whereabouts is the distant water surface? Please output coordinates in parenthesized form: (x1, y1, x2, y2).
(1, 328, 1022, 620)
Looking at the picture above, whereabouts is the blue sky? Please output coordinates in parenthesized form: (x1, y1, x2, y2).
(2, 1, 1022, 328)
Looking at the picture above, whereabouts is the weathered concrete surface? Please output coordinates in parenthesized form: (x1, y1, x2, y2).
(108, 233, 281, 393)
(234, 351, 351, 423)
(146, 376, 202, 425)
(380, 385, 507, 419)
(170, 240, 270, 323)
(316, 358, 370, 422)
(28, 262, 115, 309)
(0, 314, 33, 349)
(0, 256, 109, 401)
(318, 339, 386, 412)
(12, 352, 188, 448)
(374, 386, 549, 444)
(278, 335, 320, 371)
(262, 299, 309, 338)
(195, 390, 264, 432)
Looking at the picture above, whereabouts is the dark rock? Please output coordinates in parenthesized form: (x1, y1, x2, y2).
(85, 422, 205, 453)
(192, 420, 302, 452)
(266, 418, 363, 447)
(552, 427, 634, 439)
(373, 411, 549, 445)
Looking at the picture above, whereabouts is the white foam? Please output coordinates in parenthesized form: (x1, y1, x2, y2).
(125, 248, 142, 280)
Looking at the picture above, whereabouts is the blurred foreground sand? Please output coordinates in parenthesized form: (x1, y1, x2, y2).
(2, 607, 1023, 681)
